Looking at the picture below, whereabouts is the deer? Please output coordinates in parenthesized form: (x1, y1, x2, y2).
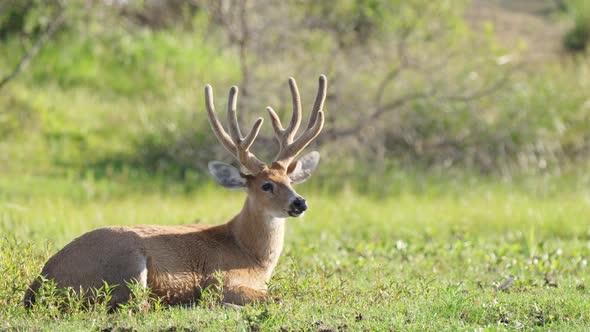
(23, 75, 327, 308)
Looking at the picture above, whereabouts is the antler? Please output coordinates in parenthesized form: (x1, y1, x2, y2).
(205, 84, 267, 175)
(266, 75, 327, 170)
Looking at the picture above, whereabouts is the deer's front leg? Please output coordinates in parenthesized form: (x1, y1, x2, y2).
(223, 285, 270, 306)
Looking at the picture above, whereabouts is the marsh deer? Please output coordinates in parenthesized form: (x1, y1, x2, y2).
(24, 75, 327, 308)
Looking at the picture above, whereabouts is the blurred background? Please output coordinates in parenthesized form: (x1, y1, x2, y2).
(0, 0, 589, 192)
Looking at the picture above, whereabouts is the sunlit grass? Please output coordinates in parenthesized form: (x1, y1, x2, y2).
(1, 175, 588, 330)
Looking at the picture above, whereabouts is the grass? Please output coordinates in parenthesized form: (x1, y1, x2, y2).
(1, 175, 588, 331)
(1, 4, 589, 330)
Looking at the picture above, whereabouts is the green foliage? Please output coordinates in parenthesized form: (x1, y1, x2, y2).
(302, 0, 395, 45)
(565, 22, 590, 51)
(0, 0, 588, 178)
(117, 279, 162, 314)
(198, 271, 225, 308)
(302, 0, 468, 45)
(25, 27, 233, 95)
(0, 0, 61, 37)
(0, 1, 29, 37)
(564, 0, 590, 51)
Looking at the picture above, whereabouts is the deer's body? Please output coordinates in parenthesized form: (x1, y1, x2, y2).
(25, 76, 327, 308)
(27, 202, 284, 305)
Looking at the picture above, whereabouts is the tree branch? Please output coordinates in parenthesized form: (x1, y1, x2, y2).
(321, 90, 433, 140)
(0, 11, 66, 90)
(321, 66, 516, 141)
(438, 67, 515, 102)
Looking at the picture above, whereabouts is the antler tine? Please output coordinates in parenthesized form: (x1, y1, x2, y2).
(308, 75, 327, 130)
(277, 110, 324, 166)
(286, 77, 302, 141)
(237, 117, 266, 174)
(269, 75, 327, 169)
(227, 86, 242, 143)
(242, 117, 264, 151)
(205, 85, 236, 155)
(204, 84, 266, 174)
(264, 77, 302, 146)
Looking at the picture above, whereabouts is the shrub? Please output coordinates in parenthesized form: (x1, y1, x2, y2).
(563, 0, 590, 52)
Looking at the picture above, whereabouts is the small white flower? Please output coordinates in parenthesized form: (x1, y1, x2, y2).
(497, 55, 512, 65)
(396, 240, 407, 250)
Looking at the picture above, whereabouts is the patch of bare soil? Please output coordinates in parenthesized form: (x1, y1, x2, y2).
(467, 0, 566, 62)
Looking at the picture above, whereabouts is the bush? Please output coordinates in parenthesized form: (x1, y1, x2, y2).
(1, 0, 589, 180)
(0, 0, 64, 38)
(563, 0, 590, 52)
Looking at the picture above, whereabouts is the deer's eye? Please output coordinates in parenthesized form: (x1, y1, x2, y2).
(261, 182, 274, 193)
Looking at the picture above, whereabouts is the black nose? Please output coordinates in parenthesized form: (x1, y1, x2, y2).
(292, 197, 307, 211)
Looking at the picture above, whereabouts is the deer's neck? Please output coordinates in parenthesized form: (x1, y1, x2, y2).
(229, 197, 285, 268)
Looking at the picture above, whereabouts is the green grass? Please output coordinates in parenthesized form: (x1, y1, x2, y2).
(1, 5, 589, 330)
(1, 175, 588, 331)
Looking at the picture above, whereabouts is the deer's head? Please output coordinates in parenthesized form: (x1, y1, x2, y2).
(205, 76, 327, 218)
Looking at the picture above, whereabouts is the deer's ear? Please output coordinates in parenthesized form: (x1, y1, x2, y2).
(287, 151, 320, 184)
(208, 161, 247, 189)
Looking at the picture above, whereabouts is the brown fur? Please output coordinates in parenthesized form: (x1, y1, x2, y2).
(24, 166, 303, 308)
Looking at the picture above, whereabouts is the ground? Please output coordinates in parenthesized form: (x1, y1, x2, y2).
(467, 0, 566, 61)
(1, 175, 588, 331)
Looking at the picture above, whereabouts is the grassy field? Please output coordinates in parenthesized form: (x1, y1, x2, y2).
(1, 174, 589, 331)
(1, 2, 590, 330)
